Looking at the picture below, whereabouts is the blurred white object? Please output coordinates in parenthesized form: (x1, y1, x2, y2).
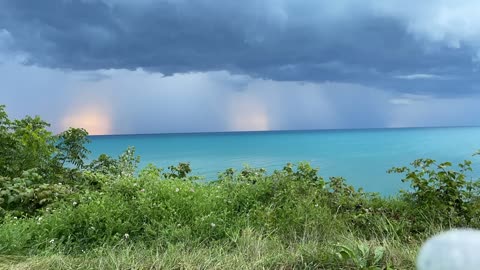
(417, 229, 480, 270)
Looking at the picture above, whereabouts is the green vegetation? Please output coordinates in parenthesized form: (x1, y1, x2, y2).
(1, 105, 479, 269)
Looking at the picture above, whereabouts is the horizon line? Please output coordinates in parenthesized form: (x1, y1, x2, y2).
(87, 124, 480, 137)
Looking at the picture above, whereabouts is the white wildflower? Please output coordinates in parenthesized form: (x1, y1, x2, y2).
(175, 188, 180, 192)
(315, 204, 319, 208)
(49, 239, 55, 244)
(124, 233, 130, 239)
(72, 201, 78, 206)
(210, 223, 216, 228)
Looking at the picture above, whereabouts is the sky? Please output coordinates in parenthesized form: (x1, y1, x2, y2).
(1, 0, 480, 135)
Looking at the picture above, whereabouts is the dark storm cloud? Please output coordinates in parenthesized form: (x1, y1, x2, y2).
(1, 0, 480, 95)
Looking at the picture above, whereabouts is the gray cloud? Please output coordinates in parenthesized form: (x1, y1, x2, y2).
(2, 0, 480, 96)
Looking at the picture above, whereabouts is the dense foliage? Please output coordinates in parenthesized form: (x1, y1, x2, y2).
(0, 105, 92, 217)
(0, 105, 479, 269)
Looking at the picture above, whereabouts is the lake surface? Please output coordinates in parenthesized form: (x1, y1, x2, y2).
(88, 127, 480, 195)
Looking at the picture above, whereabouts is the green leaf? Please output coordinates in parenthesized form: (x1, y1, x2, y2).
(337, 250, 351, 260)
(373, 247, 385, 265)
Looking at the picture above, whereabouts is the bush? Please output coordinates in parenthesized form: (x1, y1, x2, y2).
(388, 158, 480, 227)
(0, 106, 92, 217)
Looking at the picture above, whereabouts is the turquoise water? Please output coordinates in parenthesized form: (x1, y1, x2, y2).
(88, 127, 480, 195)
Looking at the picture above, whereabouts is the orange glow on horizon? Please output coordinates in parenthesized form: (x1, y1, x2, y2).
(62, 105, 112, 135)
(229, 96, 270, 131)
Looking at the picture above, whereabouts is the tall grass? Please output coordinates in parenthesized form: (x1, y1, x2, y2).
(1, 230, 419, 270)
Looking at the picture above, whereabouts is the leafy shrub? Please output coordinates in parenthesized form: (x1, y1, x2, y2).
(0, 106, 92, 217)
(0, 169, 73, 217)
(163, 162, 193, 179)
(86, 147, 140, 178)
(388, 158, 480, 227)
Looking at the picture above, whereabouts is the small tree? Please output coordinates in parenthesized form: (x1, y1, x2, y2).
(54, 128, 90, 169)
(0, 108, 55, 178)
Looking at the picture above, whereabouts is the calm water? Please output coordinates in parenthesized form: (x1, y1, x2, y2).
(88, 127, 480, 195)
